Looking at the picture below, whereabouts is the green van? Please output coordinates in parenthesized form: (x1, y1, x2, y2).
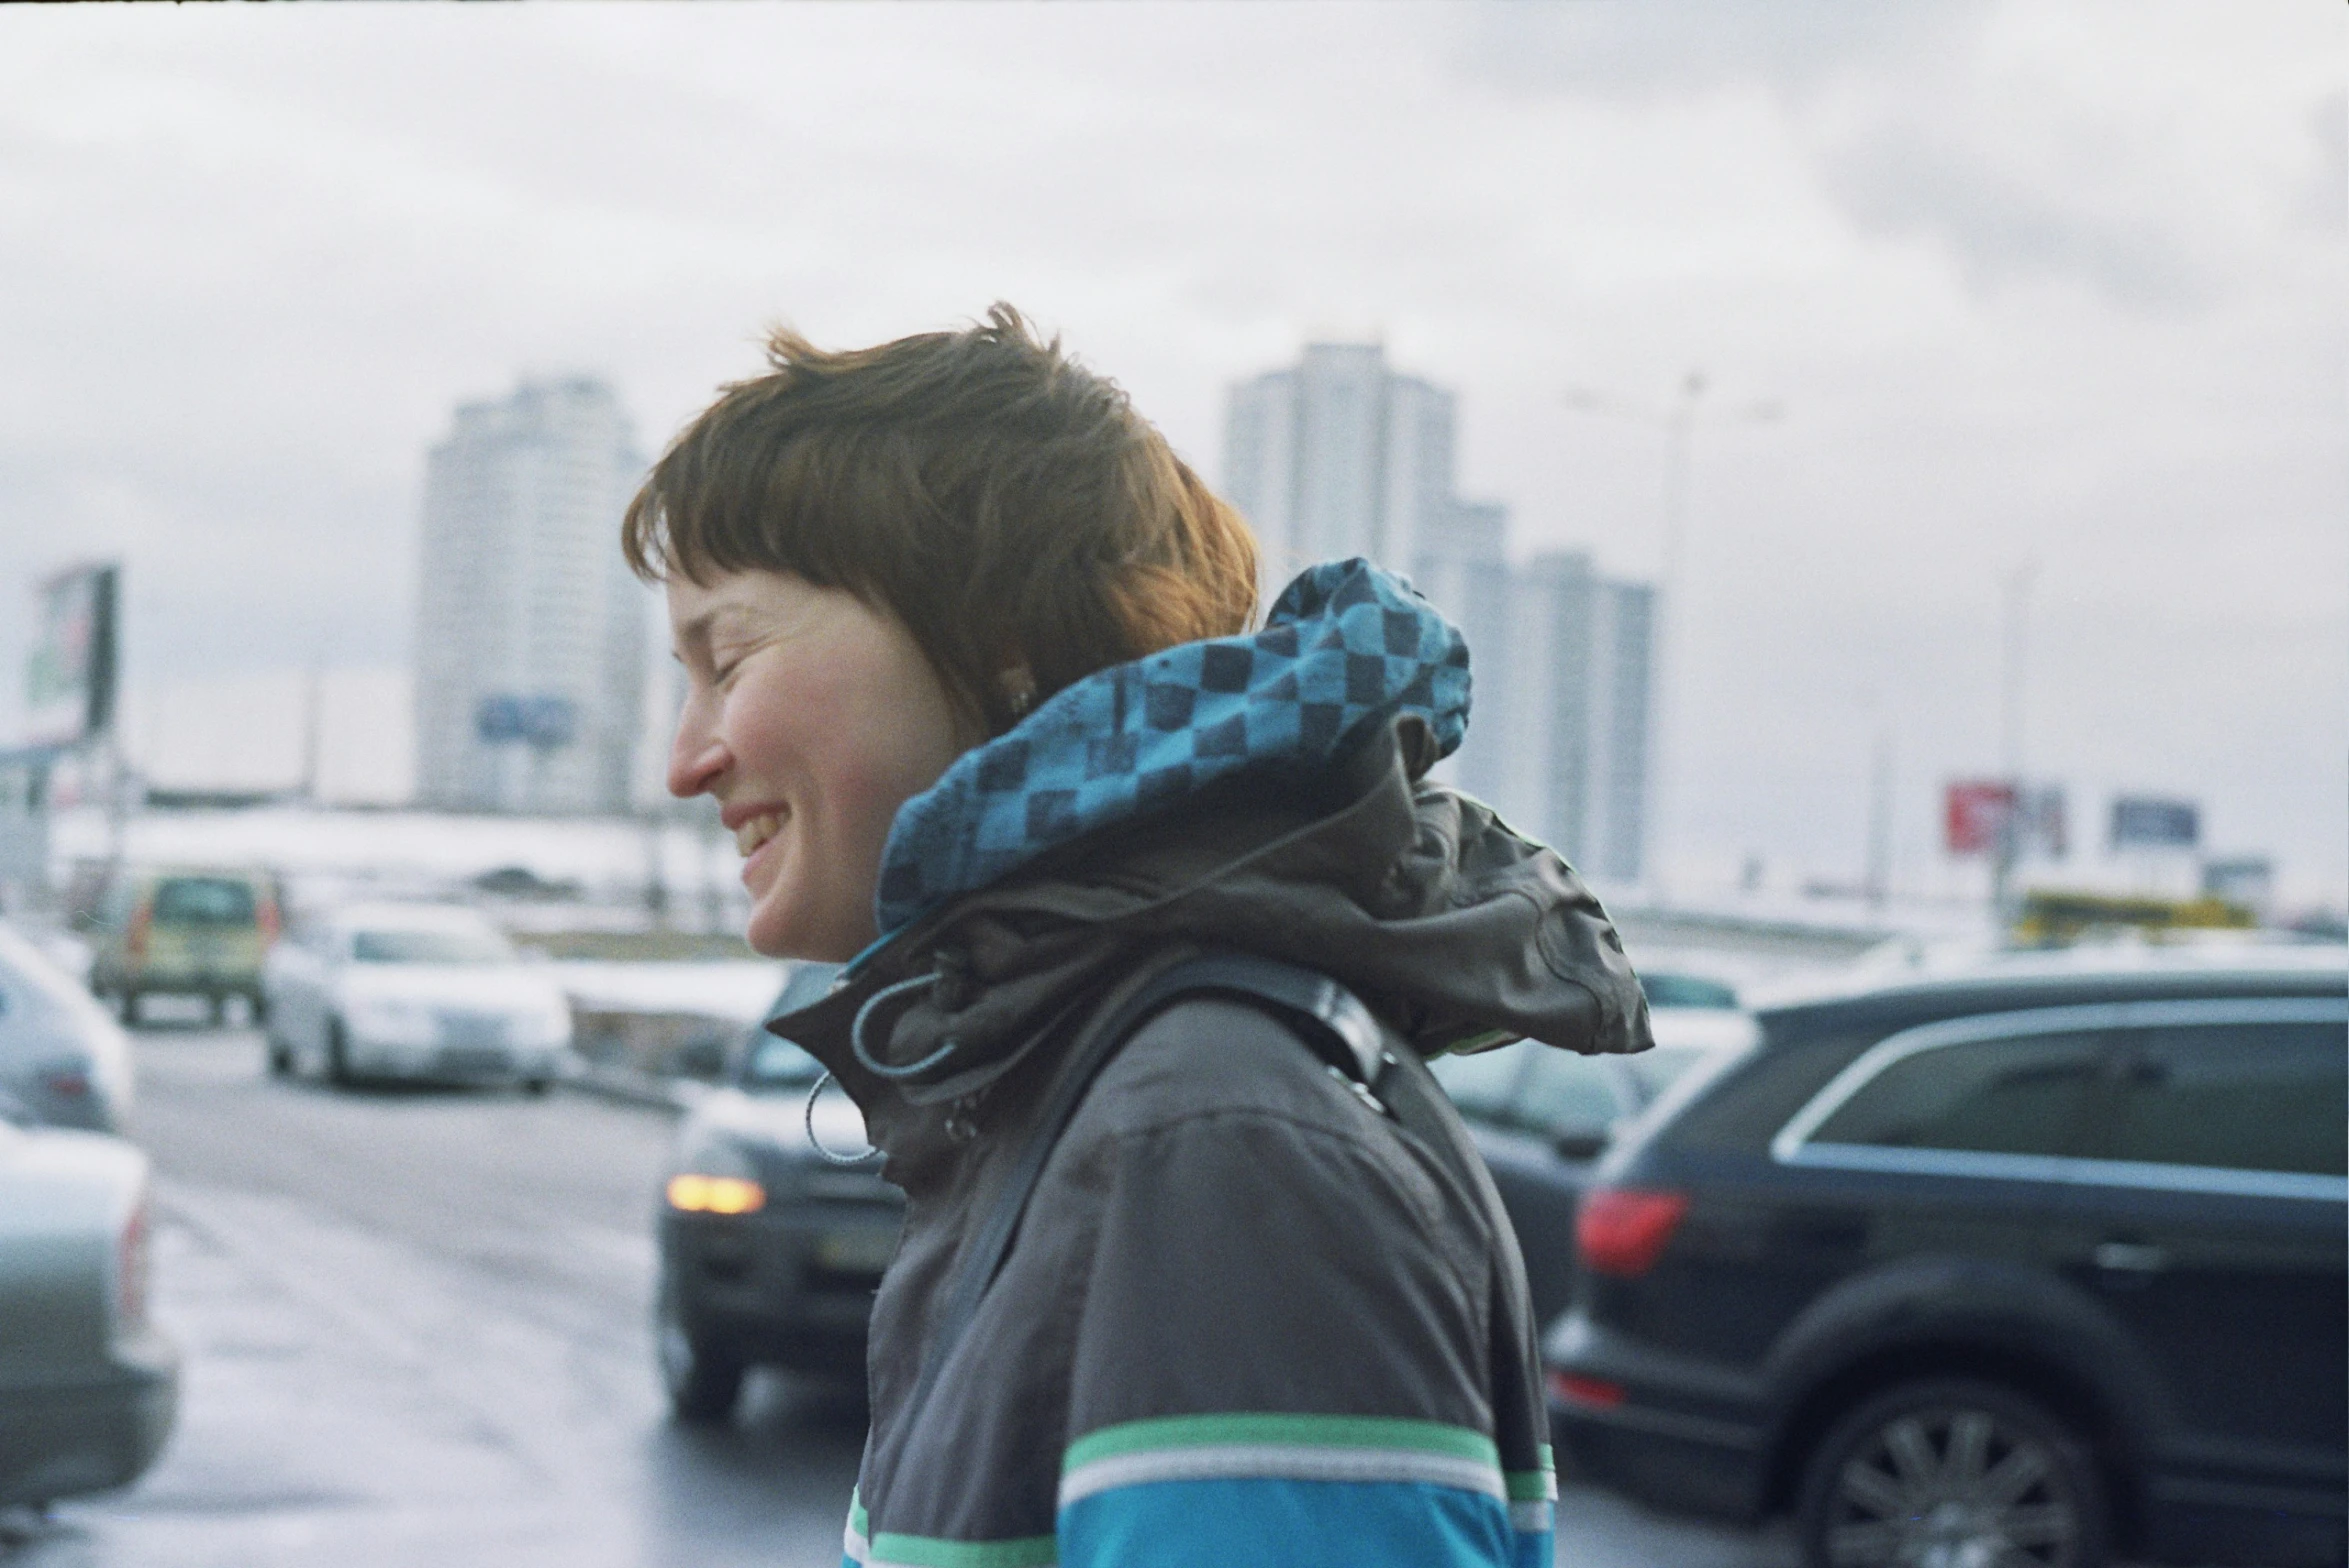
(86, 868, 280, 1026)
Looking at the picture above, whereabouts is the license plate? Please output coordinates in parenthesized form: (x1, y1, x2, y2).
(438, 1013, 509, 1048)
(813, 1229, 897, 1275)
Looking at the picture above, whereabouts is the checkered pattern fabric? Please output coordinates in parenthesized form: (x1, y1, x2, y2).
(872, 558, 1471, 940)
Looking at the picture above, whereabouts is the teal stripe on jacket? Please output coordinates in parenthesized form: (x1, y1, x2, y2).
(1058, 1475, 1547, 1568)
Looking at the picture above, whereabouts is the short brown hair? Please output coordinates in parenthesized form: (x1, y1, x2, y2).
(623, 304, 1259, 736)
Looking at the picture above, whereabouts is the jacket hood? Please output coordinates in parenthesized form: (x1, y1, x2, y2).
(866, 558, 1469, 944)
(774, 561, 1649, 1132)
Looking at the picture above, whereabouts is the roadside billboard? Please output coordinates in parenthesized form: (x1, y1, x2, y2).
(25, 563, 119, 746)
(1944, 781, 2016, 856)
(477, 693, 578, 749)
(1946, 780, 2066, 859)
(2110, 796, 2199, 850)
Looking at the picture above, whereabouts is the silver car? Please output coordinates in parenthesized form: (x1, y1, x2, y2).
(0, 1118, 178, 1508)
(260, 903, 575, 1092)
(0, 923, 135, 1133)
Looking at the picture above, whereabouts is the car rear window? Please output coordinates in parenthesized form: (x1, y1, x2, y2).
(1807, 1030, 2105, 1159)
(152, 877, 257, 926)
(2102, 1022, 2347, 1179)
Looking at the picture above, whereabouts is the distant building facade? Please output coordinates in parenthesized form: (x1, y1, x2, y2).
(1223, 344, 1653, 881)
(1223, 344, 1458, 594)
(413, 377, 649, 816)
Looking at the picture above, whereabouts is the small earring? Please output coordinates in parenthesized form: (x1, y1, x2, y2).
(1003, 667, 1036, 718)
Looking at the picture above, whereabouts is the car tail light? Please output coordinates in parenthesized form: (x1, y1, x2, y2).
(1576, 1187, 1689, 1278)
(1547, 1370, 1625, 1408)
(118, 1194, 151, 1329)
(42, 1067, 91, 1099)
(127, 904, 152, 961)
(257, 895, 282, 947)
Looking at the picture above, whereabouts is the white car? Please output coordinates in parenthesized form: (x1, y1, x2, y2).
(0, 922, 135, 1133)
(260, 904, 574, 1093)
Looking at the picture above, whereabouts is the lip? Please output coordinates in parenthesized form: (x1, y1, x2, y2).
(740, 827, 785, 890)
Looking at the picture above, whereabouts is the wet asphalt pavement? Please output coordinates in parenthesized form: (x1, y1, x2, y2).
(8, 1018, 1793, 1568)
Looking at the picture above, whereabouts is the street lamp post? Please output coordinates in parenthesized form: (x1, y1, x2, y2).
(1560, 372, 1779, 906)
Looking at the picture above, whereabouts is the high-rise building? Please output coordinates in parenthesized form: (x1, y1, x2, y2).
(1222, 344, 1459, 597)
(413, 377, 650, 815)
(1222, 346, 1653, 882)
(1498, 555, 1653, 881)
(1412, 499, 1513, 803)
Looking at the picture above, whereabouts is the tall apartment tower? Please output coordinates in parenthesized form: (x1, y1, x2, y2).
(1498, 555, 1653, 881)
(413, 377, 649, 815)
(1222, 345, 1653, 883)
(1222, 344, 1459, 596)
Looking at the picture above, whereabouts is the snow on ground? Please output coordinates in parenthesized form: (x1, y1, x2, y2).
(554, 960, 787, 1024)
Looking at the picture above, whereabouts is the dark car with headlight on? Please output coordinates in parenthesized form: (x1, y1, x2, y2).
(653, 965, 901, 1423)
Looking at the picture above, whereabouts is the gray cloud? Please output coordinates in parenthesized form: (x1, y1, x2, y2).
(1818, 126, 2212, 310)
(1452, 0, 1987, 101)
(2304, 91, 2347, 231)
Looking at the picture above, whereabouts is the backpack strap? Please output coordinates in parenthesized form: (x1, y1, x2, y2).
(900, 950, 1486, 1427)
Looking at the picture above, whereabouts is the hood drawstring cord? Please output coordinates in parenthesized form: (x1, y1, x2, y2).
(850, 970, 962, 1081)
(803, 1070, 881, 1166)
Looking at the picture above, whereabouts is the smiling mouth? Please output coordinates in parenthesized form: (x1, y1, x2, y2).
(734, 812, 785, 858)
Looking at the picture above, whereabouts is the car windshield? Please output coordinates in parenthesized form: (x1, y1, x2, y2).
(1622, 1043, 1714, 1100)
(1639, 971, 1739, 1010)
(742, 1036, 823, 1089)
(1427, 1041, 1531, 1122)
(153, 877, 257, 926)
(351, 928, 515, 965)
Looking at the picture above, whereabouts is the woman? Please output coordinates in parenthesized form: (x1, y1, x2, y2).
(625, 305, 1650, 1568)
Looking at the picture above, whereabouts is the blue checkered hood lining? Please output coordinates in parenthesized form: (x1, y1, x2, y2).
(868, 558, 1470, 944)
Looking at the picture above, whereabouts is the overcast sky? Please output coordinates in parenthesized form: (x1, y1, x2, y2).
(3, 2, 2341, 905)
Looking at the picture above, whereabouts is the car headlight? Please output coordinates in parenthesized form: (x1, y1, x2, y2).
(666, 1172, 765, 1215)
(666, 1136, 766, 1214)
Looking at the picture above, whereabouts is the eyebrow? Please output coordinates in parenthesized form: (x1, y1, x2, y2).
(671, 601, 748, 658)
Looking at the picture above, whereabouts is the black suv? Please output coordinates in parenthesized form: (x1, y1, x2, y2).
(1545, 947, 2346, 1568)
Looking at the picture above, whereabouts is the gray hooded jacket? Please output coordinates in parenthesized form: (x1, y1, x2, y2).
(770, 561, 1650, 1568)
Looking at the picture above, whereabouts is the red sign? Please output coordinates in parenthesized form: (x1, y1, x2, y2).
(1945, 781, 2017, 856)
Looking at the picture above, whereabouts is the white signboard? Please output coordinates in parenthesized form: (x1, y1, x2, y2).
(25, 563, 117, 746)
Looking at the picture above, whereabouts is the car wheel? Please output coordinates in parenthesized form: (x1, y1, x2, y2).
(521, 1078, 551, 1098)
(656, 1279, 745, 1424)
(326, 1022, 354, 1088)
(117, 989, 141, 1027)
(1797, 1377, 2107, 1568)
(265, 1030, 293, 1077)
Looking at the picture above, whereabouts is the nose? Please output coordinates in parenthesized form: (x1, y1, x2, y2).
(667, 697, 729, 800)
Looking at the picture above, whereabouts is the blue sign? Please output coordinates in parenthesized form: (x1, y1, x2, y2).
(2110, 796, 2198, 849)
(476, 696, 524, 743)
(476, 694, 577, 748)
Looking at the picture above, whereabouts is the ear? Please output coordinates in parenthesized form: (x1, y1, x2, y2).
(999, 662, 1038, 717)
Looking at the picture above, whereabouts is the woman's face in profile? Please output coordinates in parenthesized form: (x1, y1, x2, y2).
(666, 569, 978, 961)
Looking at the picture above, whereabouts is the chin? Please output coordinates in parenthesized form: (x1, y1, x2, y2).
(745, 900, 865, 964)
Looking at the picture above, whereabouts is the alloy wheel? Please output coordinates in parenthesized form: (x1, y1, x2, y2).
(1802, 1381, 2102, 1568)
